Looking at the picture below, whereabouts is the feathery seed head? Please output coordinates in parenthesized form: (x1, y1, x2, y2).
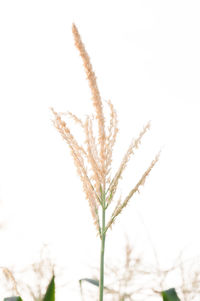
(52, 24, 159, 235)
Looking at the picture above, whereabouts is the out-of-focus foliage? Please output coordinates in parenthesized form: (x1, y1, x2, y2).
(3, 275, 55, 301)
(43, 275, 55, 301)
(4, 297, 23, 301)
(161, 288, 181, 301)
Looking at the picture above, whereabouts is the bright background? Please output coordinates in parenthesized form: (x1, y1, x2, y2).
(0, 0, 200, 299)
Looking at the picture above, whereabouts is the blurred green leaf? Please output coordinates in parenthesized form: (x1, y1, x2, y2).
(43, 275, 55, 301)
(79, 278, 99, 287)
(4, 296, 22, 301)
(161, 288, 181, 301)
(79, 278, 113, 295)
(79, 278, 101, 301)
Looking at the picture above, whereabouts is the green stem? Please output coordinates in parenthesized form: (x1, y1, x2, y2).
(99, 204, 106, 301)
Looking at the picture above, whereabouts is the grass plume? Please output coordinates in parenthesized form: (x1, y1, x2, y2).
(0, 266, 19, 296)
(51, 23, 159, 301)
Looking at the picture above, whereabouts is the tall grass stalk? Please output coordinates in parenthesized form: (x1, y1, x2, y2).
(99, 194, 106, 301)
(51, 23, 160, 301)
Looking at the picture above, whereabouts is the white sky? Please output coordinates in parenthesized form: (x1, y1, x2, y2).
(0, 0, 200, 299)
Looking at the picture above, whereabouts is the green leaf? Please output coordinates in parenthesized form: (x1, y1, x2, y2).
(79, 278, 111, 291)
(161, 288, 181, 301)
(4, 297, 23, 301)
(43, 275, 55, 301)
(79, 278, 101, 300)
(79, 278, 100, 287)
(79, 278, 99, 298)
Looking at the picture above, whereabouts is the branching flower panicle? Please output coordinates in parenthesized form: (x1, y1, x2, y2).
(52, 23, 160, 301)
(52, 24, 159, 235)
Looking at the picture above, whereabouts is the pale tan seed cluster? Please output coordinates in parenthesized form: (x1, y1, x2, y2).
(105, 152, 160, 231)
(72, 24, 106, 184)
(51, 24, 159, 236)
(1, 267, 19, 295)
